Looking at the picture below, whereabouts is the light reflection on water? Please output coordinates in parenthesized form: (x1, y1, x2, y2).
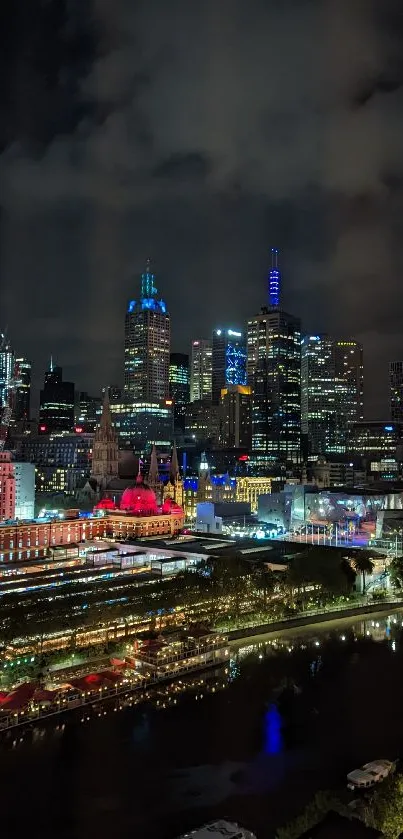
(234, 609, 403, 662)
(263, 704, 283, 755)
(0, 610, 403, 839)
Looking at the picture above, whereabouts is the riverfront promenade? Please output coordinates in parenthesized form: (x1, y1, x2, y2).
(225, 597, 403, 641)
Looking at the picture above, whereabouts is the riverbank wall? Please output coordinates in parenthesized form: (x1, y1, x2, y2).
(227, 599, 403, 643)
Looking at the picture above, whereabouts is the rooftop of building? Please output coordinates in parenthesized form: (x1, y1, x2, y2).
(126, 534, 303, 563)
(351, 420, 403, 429)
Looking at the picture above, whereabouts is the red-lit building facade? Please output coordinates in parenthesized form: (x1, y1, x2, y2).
(0, 508, 184, 564)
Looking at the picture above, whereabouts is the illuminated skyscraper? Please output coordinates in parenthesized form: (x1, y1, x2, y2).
(75, 391, 102, 433)
(14, 357, 31, 422)
(390, 361, 403, 422)
(248, 309, 301, 462)
(301, 335, 335, 455)
(301, 335, 364, 454)
(212, 328, 247, 405)
(220, 385, 252, 448)
(190, 339, 212, 402)
(169, 353, 189, 405)
(333, 340, 363, 429)
(39, 363, 74, 434)
(169, 353, 189, 433)
(124, 259, 170, 402)
(0, 332, 14, 410)
(247, 251, 301, 464)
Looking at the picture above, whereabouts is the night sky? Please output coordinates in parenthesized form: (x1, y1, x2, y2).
(1, 0, 403, 418)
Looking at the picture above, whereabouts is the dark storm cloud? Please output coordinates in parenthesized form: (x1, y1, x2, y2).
(1, 0, 403, 417)
(153, 152, 211, 182)
(351, 75, 403, 108)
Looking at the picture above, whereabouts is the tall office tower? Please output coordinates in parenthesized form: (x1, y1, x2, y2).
(111, 396, 173, 452)
(212, 328, 247, 405)
(184, 400, 222, 447)
(14, 357, 31, 422)
(247, 250, 301, 464)
(390, 362, 403, 422)
(39, 363, 74, 434)
(124, 259, 170, 402)
(169, 353, 190, 404)
(190, 339, 212, 402)
(334, 339, 363, 435)
(75, 391, 102, 433)
(0, 332, 15, 410)
(169, 352, 189, 434)
(220, 385, 252, 449)
(301, 335, 335, 455)
(301, 335, 364, 455)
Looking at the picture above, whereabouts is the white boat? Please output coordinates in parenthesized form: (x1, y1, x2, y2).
(347, 759, 395, 790)
(178, 820, 257, 839)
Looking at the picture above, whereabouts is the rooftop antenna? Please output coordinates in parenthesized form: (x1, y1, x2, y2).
(268, 247, 281, 308)
(141, 256, 157, 299)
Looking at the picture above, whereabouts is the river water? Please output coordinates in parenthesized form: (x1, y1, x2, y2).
(1, 609, 403, 839)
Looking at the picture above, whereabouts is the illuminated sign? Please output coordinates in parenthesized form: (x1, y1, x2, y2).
(39, 425, 46, 432)
(227, 330, 242, 337)
(384, 425, 394, 431)
(75, 426, 83, 433)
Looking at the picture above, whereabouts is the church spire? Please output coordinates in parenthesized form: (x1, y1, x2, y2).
(100, 388, 113, 432)
(91, 387, 119, 489)
(148, 444, 159, 485)
(169, 442, 179, 483)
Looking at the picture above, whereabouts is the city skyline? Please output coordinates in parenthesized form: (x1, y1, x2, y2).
(2, 3, 403, 420)
(3, 6, 403, 835)
(3, 251, 401, 423)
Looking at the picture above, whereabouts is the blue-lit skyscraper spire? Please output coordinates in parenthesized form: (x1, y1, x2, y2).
(268, 247, 281, 308)
(141, 257, 158, 299)
(124, 259, 170, 400)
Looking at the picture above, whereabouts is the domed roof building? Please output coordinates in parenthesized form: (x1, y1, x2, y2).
(95, 497, 116, 511)
(120, 476, 158, 516)
(93, 444, 185, 538)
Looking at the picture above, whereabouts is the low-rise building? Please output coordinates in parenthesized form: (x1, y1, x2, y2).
(17, 432, 93, 494)
(196, 501, 251, 534)
(0, 452, 35, 521)
(348, 421, 403, 459)
(0, 499, 185, 563)
(304, 457, 366, 489)
(235, 476, 271, 513)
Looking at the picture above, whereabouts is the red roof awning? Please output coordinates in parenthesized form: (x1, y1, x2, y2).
(0, 682, 37, 711)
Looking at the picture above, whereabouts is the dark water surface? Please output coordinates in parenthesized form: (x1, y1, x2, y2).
(2, 610, 403, 839)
